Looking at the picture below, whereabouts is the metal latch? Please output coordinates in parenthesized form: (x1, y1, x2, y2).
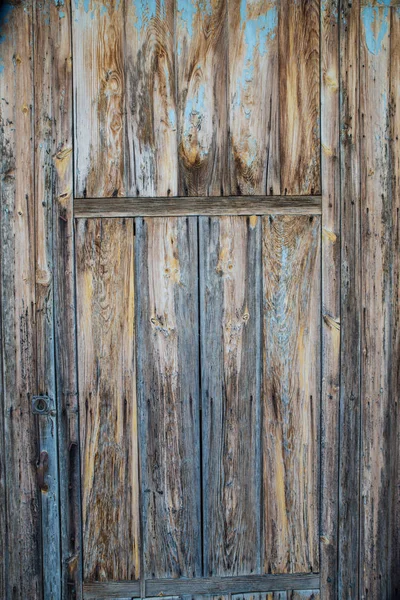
(32, 395, 55, 415)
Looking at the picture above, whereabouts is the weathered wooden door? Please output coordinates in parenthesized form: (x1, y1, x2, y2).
(72, 0, 328, 598)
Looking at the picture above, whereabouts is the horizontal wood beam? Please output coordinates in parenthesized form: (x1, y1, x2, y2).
(83, 573, 320, 599)
(74, 195, 322, 218)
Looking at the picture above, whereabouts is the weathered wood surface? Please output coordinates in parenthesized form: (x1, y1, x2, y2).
(74, 196, 322, 218)
(200, 216, 261, 576)
(135, 217, 201, 578)
(0, 2, 42, 598)
(83, 573, 320, 598)
(76, 218, 140, 581)
(233, 593, 286, 600)
(279, 0, 320, 195)
(288, 592, 320, 600)
(262, 216, 320, 574)
(338, 0, 361, 598)
(320, 1, 340, 598)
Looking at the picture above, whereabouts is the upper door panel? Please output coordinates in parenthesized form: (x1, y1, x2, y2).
(73, 0, 320, 198)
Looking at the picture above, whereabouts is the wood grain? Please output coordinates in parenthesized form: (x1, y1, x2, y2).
(76, 218, 140, 582)
(176, 0, 228, 196)
(338, 0, 362, 597)
(228, 0, 279, 195)
(200, 216, 261, 576)
(279, 0, 320, 195)
(233, 593, 286, 600)
(73, 0, 125, 197)
(289, 592, 320, 600)
(262, 216, 320, 574)
(320, 1, 340, 598)
(135, 217, 201, 578)
(125, 0, 178, 196)
(0, 1, 42, 597)
(360, 5, 392, 598)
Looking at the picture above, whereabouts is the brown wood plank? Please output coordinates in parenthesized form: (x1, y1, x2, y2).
(360, 5, 392, 598)
(176, 0, 228, 196)
(135, 217, 201, 578)
(74, 195, 322, 218)
(124, 0, 177, 196)
(279, 0, 320, 195)
(262, 215, 320, 574)
(200, 216, 261, 576)
(338, 0, 362, 597)
(288, 592, 319, 600)
(228, 0, 279, 195)
(83, 573, 320, 599)
(389, 9, 400, 597)
(320, 1, 340, 598)
(73, 0, 125, 197)
(76, 218, 140, 582)
(0, 1, 42, 598)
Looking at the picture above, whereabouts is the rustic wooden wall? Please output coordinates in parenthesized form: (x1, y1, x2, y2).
(0, 1, 399, 600)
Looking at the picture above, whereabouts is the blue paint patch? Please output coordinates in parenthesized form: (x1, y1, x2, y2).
(0, 63, 4, 74)
(177, 0, 197, 38)
(59, 10, 65, 17)
(361, 6, 389, 55)
(84, 0, 90, 13)
(134, 0, 157, 30)
(168, 108, 177, 128)
(54, 0, 65, 6)
(100, 5, 107, 15)
(184, 83, 206, 124)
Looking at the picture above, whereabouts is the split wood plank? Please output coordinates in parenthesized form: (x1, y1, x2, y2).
(75, 218, 140, 582)
(125, 0, 178, 196)
(74, 195, 322, 218)
(228, 0, 279, 195)
(135, 217, 201, 578)
(320, 1, 340, 598)
(262, 216, 320, 574)
(200, 216, 261, 576)
(176, 0, 228, 196)
(0, 1, 42, 598)
(338, 0, 362, 597)
(360, 5, 392, 598)
(73, 0, 125, 197)
(279, 0, 320, 195)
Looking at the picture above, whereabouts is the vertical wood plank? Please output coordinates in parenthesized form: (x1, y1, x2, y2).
(262, 216, 320, 574)
(338, 0, 361, 597)
(279, 0, 320, 195)
(73, 0, 125, 197)
(360, 5, 391, 598)
(320, 1, 340, 598)
(389, 9, 400, 597)
(228, 0, 279, 195)
(0, 1, 42, 598)
(125, 0, 178, 197)
(136, 217, 201, 578)
(176, 0, 228, 196)
(200, 216, 261, 576)
(76, 218, 140, 582)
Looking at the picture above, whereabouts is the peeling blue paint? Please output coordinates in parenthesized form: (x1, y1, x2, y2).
(361, 6, 389, 55)
(168, 108, 177, 128)
(0, 63, 4, 74)
(134, 0, 157, 30)
(59, 10, 65, 18)
(54, 0, 65, 6)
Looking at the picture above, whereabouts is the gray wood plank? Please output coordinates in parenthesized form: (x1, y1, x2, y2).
(200, 216, 261, 576)
(135, 217, 202, 578)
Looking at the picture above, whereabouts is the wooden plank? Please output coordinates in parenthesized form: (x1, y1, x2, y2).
(360, 5, 392, 598)
(338, 0, 361, 597)
(279, 0, 320, 195)
(262, 216, 320, 574)
(124, 0, 177, 196)
(288, 592, 320, 600)
(135, 217, 201, 578)
(0, 2, 42, 598)
(320, 1, 340, 599)
(228, 0, 279, 195)
(233, 593, 286, 600)
(389, 8, 400, 597)
(176, 0, 228, 196)
(361, 0, 400, 5)
(74, 195, 322, 218)
(73, 0, 125, 197)
(200, 216, 261, 576)
(76, 218, 140, 582)
(83, 573, 320, 599)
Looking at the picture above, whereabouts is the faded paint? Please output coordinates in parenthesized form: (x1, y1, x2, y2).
(361, 5, 389, 55)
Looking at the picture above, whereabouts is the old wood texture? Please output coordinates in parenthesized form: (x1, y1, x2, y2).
(135, 217, 201, 578)
(288, 592, 320, 600)
(200, 216, 261, 576)
(0, 1, 42, 598)
(76, 218, 140, 582)
(278, 0, 320, 195)
(233, 592, 286, 600)
(262, 216, 320, 574)
(338, 0, 361, 598)
(320, 1, 340, 598)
